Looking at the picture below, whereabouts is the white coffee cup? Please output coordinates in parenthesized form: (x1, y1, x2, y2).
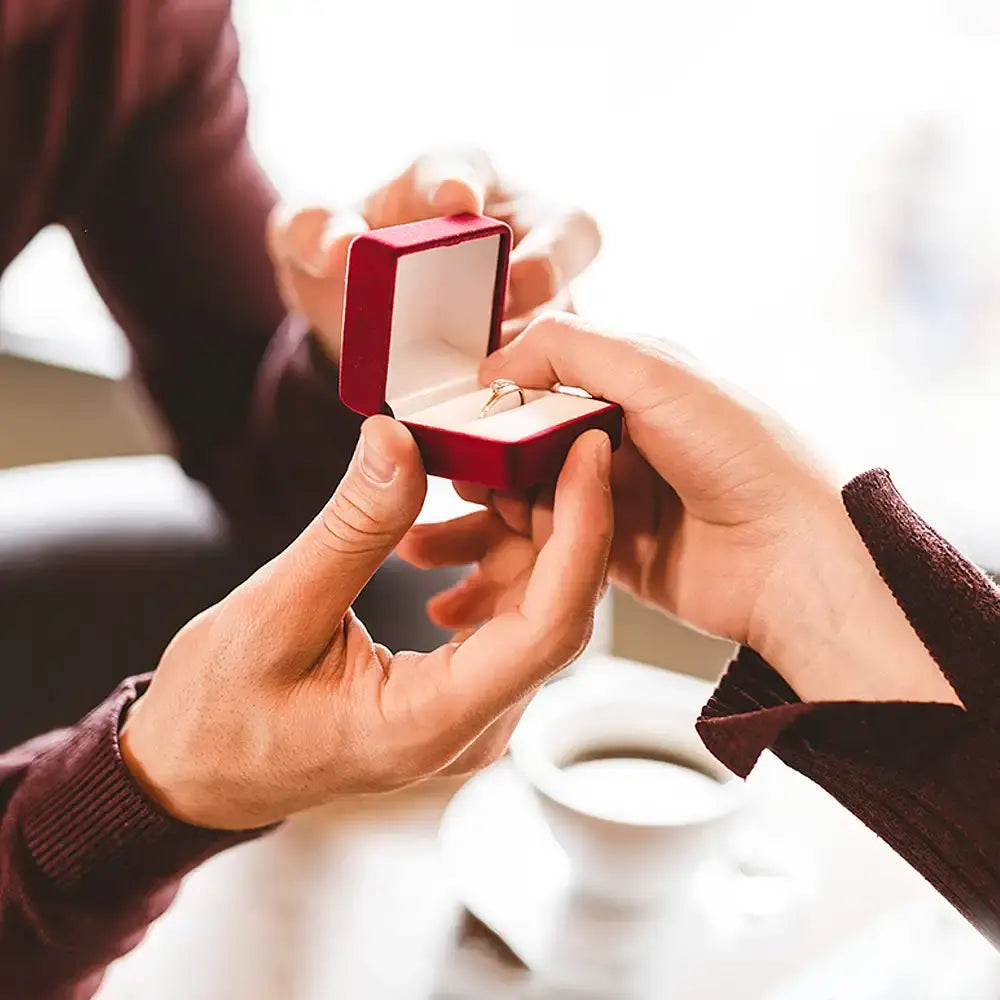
(509, 661, 744, 907)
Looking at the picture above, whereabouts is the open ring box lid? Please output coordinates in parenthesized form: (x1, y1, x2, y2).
(340, 213, 623, 489)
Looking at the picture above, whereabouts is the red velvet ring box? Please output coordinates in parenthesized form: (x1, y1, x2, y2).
(339, 214, 623, 489)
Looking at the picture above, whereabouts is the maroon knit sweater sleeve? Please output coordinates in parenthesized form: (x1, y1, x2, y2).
(6, 0, 362, 554)
(698, 468, 1000, 944)
(0, 676, 264, 999)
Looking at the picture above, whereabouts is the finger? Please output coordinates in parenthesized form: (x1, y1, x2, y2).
(528, 487, 555, 550)
(266, 205, 328, 271)
(491, 491, 533, 538)
(515, 432, 611, 644)
(500, 287, 573, 345)
(448, 483, 533, 538)
(428, 563, 532, 630)
(242, 416, 427, 664)
(426, 572, 503, 630)
(365, 150, 494, 228)
(397, 510, 502, 569)
(427, 527, 537, 626)
(481, 312, 699, 415)
(413, 149, 492, 216)
(267, 205, 369, 280)
(410, 431, 613, 746)
(267, 206, 369, 349)
(267, 206, 331, 315)
(453, 481, 492, 506)
(449, 482, 534, 537)
(505, 210, 601, 319)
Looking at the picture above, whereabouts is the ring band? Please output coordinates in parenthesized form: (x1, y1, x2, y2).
(479, 378, 526, 419)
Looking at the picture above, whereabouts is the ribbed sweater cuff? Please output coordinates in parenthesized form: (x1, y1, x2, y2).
(18, 676, 263, 893)
(698, 645, 967, 779)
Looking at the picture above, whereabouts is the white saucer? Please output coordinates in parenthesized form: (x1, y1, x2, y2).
(439, 758, 807, 998)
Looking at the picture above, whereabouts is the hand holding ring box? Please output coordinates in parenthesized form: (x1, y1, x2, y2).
(339, 214, 623, 489)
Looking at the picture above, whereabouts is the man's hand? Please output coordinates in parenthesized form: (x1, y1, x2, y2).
(402, 314, 959, 708)
(265, 148, 601, 357)
(119, 418, 612, 830)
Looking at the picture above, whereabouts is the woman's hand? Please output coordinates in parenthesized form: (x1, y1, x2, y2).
(265, 148, 601, 356)
(403, 315, 959, 707)
(399, 473, 583, 636)
(120, 418, 613, 830)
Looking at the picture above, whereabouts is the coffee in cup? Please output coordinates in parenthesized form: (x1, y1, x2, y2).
(509, 662, 743, 906)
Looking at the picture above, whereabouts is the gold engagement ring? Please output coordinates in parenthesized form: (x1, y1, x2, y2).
(479, 378, 526, 419)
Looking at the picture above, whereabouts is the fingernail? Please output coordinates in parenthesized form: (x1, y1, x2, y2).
(359, 431, 396, 484)
(595, 434, 612, 482)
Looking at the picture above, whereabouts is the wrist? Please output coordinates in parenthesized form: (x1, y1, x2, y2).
(749, 491, 959, 705)
(119, 696, 223, 830)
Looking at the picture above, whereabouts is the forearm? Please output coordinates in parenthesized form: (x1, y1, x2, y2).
(699, 468, 1000, 943)
(0, 678, 262, 998)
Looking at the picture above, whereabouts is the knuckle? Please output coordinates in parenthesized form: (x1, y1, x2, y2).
(318, 485, 393, 554)
(524, 309, 576, 346)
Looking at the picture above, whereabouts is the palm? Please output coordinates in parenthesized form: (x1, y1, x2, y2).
(604, 437, 794, 645)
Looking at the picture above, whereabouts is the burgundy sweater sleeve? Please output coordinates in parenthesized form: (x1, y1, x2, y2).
(47, 0, 361, 553)
(698, 468, 1000, 944)
(0, 677, 264, 999)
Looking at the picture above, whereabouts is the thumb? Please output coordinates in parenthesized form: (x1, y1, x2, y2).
(256, 417, 427, 659)
(481, 312, 700, 416)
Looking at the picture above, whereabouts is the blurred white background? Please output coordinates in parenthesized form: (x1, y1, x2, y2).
(4, 0, 1000, 557)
